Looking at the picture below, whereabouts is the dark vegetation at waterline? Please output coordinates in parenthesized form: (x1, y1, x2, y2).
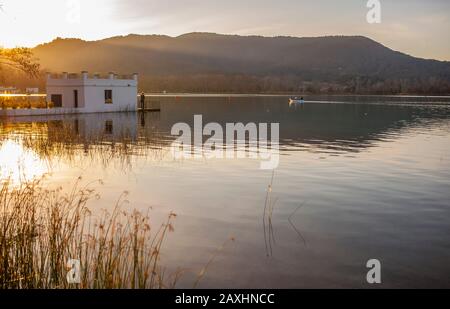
(14, 33, 448, 95)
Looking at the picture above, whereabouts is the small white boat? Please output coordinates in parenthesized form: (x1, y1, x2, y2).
(289, 97, 305, 104)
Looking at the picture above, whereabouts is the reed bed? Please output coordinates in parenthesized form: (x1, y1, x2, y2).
(0, 176, 177, 289)
(0, 96, 52, 110)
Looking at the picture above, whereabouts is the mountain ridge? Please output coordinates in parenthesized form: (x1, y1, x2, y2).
(35, 33, 449, 62)
(27, 33, 450, 94)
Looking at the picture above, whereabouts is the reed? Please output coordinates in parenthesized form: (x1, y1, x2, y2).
(0, 96, 52, 110)
(0, 176, 177, 289)
(263, 171, 277, 257)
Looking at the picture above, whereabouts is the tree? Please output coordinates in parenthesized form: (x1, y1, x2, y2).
(0, 47, 40, 78)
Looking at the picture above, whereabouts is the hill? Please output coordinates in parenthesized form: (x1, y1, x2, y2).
(30, 33, 450, 94)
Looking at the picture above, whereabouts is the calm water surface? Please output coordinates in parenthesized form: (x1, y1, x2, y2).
(1, 96, 449, 288)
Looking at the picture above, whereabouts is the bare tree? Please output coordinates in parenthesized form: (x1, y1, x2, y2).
(0, 47, 40, 78)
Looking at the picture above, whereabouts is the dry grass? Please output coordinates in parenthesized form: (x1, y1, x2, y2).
(0, 176, 177, 289)
(263, 171, 277, 257)
(193, 237, 235, 289)
(0, 96, 52, 110)
(0, 122, 231, 289)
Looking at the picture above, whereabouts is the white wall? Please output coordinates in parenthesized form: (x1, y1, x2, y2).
(46, 74, 137, 113)
(83, 85, 137, 113)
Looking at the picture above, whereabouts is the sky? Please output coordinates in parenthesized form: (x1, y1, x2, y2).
(0, 0, 449, 60)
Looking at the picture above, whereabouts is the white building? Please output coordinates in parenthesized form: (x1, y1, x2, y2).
(0, 87, 18, 94)
(46, 71, 138, 113)
(26, 88, 39, 94)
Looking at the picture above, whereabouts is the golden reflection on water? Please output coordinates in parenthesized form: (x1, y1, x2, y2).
(0, 99, 449, 288)
(0, 139, 47, 185)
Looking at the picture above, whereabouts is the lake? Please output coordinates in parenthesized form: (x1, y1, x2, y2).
(1, 95, 449, 288)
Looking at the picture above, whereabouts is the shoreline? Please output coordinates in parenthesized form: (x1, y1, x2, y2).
(2, 93, 450, 98)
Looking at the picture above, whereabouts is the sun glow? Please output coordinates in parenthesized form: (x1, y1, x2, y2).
(0, 139, 47, 184)
(0, 0, 122, 48)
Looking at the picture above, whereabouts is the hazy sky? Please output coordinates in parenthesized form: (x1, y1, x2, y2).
(0, 0, 449, 60)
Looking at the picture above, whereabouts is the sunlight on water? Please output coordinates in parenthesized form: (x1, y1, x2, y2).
(0, 139, 47, 184)
(0, 97, 449, 288)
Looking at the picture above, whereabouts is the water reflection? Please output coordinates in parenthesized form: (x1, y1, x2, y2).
(1, 98, 449, 170)
(0, 139, 47, 184)
(1, 97, 450, 288)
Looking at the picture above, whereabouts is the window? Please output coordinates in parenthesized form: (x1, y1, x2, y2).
(105, 90, 113, 104)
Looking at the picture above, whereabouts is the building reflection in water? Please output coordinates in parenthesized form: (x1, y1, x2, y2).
(1, 97, 448, 178)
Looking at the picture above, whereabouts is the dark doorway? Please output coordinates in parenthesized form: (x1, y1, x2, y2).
(51, 94, 62, 108)
(74, 90, 78, 108)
